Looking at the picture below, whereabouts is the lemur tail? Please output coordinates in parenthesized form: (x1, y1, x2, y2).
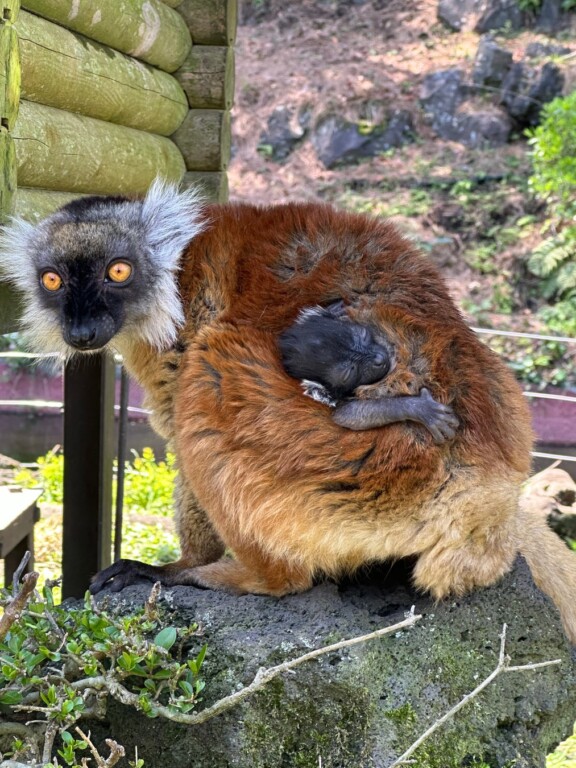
(518, 502, 576, 645)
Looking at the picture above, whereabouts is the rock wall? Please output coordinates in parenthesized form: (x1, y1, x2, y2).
(89, 558, 576, 768)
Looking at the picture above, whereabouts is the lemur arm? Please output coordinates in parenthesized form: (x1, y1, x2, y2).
(333, 387, 458, 444)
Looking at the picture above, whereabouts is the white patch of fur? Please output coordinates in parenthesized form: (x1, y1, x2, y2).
(301, 380, 337, 407)
(0, 217, 39, 294)
(295, 306, 326, 324)
(137, 178, 206, 350)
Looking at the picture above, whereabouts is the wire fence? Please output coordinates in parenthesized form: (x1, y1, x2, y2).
(1, 325, 576, 464)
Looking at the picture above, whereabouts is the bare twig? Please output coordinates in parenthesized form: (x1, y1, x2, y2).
(0, 559, 39, 641)
(145, 582, 161, 621)
(41, 722, 58, 765)
(12, 551, 31, 594)
(75, 727, 125, 768)
(389, 624, 561, 767)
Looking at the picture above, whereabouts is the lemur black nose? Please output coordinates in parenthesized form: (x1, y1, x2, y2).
(69, 325, 98, 349)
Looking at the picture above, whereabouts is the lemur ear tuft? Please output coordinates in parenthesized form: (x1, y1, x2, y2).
(0, 217, 40, 294)
(140, 178, 206, 271)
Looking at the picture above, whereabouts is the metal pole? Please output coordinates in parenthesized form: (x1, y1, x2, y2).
(114, 365, 129, 562)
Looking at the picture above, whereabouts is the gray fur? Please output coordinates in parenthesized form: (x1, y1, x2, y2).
(0, 179, 205, 357)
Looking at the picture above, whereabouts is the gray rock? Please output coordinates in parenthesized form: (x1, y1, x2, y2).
(536, 0, 563, 33)
(258, 106, 306, 162)
(86, 558, 576, 768)
(501, 61, 565, 126)
(312, 110, 414, 169)
(473, 35, 513, 88)
(525, 41, 573, 58)
(438, 0, 526, 33)
(420, 67, 466, 129)
(421, 68, 510, 147)
(432, 108, 511, 147)
(475, 0, 525, 33)
(437, 0, 485, 31)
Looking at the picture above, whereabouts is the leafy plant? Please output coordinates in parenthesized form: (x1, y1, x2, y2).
(14, 447, 64, 504)
(122, 448, 177, 517)
(15, 447, 177, 516)
(527, 90, 576, 332)
(0, 582, 206, 766)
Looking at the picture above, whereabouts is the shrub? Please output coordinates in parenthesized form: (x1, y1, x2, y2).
(527, 91, 576, 335)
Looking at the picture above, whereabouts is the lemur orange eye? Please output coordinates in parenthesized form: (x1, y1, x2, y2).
(41, 271, 62, 292)
(107, 261, 132, 283)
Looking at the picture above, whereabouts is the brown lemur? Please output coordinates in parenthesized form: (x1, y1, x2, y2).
(279, 300, 459, 443)
(1, 180, 575, 644)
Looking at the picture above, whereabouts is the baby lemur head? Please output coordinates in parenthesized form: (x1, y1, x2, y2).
(0, 180, 205, 358)
(280, 302, 392, 399)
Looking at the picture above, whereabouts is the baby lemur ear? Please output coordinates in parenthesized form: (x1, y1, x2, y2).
(295, 299, 348, 324)
(140, 178, 206, 272)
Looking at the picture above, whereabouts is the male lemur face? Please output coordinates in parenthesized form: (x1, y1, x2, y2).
(0, 180, 205, 358)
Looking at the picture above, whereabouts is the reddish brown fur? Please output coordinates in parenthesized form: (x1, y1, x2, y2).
(119, 202, 576, 643)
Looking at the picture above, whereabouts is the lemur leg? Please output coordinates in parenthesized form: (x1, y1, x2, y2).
(412, 483, 519, 599)
(184, 545, 314, 596)
(90, 474, 225, 594)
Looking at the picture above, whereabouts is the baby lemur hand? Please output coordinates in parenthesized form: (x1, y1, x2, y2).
(333, 387, 459, 444)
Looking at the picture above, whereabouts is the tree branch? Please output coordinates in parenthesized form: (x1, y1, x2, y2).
(0, 552, 39, 641)
(389, 624, 561, 767)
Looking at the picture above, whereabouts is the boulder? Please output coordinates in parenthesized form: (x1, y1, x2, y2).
(438, 0, 526, 33)
(258, 106, 306, 162)
(437, 0, 485, 31)
(420, 67, 466, 131)
(475, 0, 525, 33)
(311, 110, 414, 169)
(501, 61, 564, 127)
(525, 41, 573, 58)
(473, 35, 513, 88)
(420, 69, 511, 147)
(87, 558, 576, 768)
(536, 0, 564, 33)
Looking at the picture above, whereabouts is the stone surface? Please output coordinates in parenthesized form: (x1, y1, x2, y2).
(87, 558, 576, 768)
(525, 41, 573, 58)
(438, 0, 525, 33)
(258, 106, 306, 162)
(437, 0, 485, 31)
(420, 69, 511, 147)
(536, 0, 564, 33)
(475, 0, 525, 33)
(501, 61, 565, 127)
(311, 110, 414, 169)
(473, 35, 513, 88)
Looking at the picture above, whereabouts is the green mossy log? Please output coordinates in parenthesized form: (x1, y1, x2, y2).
(159, 0, 182, 6)
(13, 100, 186, 195)
(183, 170, 228, 202)
(0, 24, 20, 131)
(0, 130, 16, 223)
(16, 11, 188, 136)
(171, 108, 231, 171)
(2, 0, 20, 25)
(178, 0, 237, 45)
(175, 45, 234, 110)
(20, 0, 191, 73)
(12, 187, 83, 222)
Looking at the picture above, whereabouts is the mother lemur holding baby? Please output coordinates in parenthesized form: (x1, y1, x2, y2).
(2, 180, 576, 643)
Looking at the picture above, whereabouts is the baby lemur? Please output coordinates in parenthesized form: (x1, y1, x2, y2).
(2, 181, 576, 644)
(279, 301, 459, 444)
